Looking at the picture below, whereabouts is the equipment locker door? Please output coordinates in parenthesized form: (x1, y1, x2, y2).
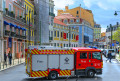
(76, 52, 89, 70)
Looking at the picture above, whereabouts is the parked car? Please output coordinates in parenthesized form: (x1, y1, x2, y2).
(104, 49, 116, 59)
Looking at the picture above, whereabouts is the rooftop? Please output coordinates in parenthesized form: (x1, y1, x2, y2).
(54, 18, 68, 26)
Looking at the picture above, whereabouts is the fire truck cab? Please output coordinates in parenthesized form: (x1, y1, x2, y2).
(73, 47, 103, 77)
(25, 46, 103, 79)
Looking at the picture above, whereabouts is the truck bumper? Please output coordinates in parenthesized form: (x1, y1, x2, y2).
(96, 69, 102, 75)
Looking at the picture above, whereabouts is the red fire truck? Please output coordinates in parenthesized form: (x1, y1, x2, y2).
(25, 46, 103, 80)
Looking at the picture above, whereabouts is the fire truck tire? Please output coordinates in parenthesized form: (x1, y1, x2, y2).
(48, 71, 58, 80)
(87, 70, 95, 78)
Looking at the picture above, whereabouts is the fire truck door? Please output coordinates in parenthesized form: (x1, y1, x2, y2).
(76, 52, 89, 70)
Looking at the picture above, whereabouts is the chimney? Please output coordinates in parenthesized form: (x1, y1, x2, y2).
(65, 6, 69, 11)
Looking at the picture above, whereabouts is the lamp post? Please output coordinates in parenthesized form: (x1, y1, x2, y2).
(110, 24, 113, 49)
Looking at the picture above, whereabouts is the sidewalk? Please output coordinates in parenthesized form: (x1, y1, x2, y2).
(116, 54, 120, 63)
(0, 58, 25, 71)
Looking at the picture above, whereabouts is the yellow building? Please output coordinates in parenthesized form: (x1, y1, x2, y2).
(57, 6, 94, 27)
(49, 18, 79, 47)
(25, 0, 34, 47)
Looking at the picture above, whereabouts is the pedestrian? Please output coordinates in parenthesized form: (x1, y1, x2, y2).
(106, 51, 112, 63)
(4, 52, 7, 65)
(8, 51, 12, 65)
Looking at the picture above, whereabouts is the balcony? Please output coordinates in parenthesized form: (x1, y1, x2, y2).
(22, 35, 26, 39)
(4, 30, 10, 36)
(49, 12, 55, 17)
(3, 9, 25, 23)
(3, 10, 15, 18)
(11, 32, 16, 37)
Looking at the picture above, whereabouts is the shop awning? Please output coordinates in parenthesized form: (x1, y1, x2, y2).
(4, 21, 9, 25)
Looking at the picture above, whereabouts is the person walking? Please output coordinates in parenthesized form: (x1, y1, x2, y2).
(4, 52, 7, 65)
(8, 51, 12, 65)
(106, 51, 112, 63)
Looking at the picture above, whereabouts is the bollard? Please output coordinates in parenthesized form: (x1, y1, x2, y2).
(13, 59, 14, 65)
(0, 62, 1, 70)
(3, 62, 4, 69)
(18, 58, 19, 64)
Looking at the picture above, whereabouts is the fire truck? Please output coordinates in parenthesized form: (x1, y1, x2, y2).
(25, 46, 103, 80)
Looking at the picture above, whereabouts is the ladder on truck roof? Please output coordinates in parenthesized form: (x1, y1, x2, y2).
(28, 45, 73, 50)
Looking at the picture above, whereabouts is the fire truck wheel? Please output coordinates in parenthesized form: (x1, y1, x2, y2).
(87, 70, 95, 78)
(48, 71, 58, 80)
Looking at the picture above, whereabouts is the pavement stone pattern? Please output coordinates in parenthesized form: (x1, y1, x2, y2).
(0, 58, 25, 71)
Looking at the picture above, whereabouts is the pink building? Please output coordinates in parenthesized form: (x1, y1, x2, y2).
(3, 0, 26, 59)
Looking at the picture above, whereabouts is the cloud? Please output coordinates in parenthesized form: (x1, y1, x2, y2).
(83, 0, 120, 10)
(101, 28, 106, 33)
(53, 0, 75, 15)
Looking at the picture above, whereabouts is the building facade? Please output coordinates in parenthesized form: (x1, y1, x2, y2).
(50, 18, 79, 48)
(49, 0, 55, 44)
(57, 6, 94, 27)
(94, 22, 101, 41)
(0, 0, 3, 62)
(34, 0, 49, 45)
(55, 13, 93, 47)
(25, 0, 34, 47)
(1, 0, 27, 61)
(106, 22, 119, 49)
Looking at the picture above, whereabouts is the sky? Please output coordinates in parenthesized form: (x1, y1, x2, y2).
(53, 0, 120, 33)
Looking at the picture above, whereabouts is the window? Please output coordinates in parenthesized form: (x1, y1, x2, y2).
(72, 34, 73, 39)
(76, 19, 79, 22)
(10, 27, 12, 32)
(57, 43, 59, 47)
(61, 32, 63, 37)
(18, 42, 20, 52)
(18, 9, 19, 17)
(27, 6, 28, 13)
(92, 52, 101, 60)
(13, 7, 15, 14)
(51, 7, 53, 13)
(57, 31, 59, 37)
(54, 43, 56, 47)
(64, 44, 65, 47)
(9, 4, 11, 11)
(67, 33, 68, 38)
(80, 53, 87, 59)
(70, 20, 73, 22)
(51, 31, 53, 37)
(4, 24, 6, 31)
(3, 0, 6, 11)
(77, 11, 79, 14)
(54, 31, 56, 37)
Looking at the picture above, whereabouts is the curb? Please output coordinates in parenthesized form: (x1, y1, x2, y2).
(0, 62, 25, 72)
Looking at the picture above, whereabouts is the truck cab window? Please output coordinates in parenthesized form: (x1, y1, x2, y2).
(92, 52, 101, 60)
(80, 53, 87, 59)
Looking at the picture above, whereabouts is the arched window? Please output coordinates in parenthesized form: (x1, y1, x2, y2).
(77, 11, 79, 14)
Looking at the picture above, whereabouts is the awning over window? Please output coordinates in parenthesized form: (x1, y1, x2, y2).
(22, 28, 26, 31)
(9, 23, 15, 27)
(4, 21, 9, 25)
(17, 26, 21, 29)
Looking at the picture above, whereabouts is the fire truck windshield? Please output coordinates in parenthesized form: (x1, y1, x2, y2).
(92, 52, 101, 60)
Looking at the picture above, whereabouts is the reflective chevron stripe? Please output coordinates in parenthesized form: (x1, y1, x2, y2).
(59, 70, 71, 76)
(31, 71, 48, 77)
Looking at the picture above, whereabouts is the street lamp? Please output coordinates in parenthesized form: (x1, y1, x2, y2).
(114, 11, 120, 16)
